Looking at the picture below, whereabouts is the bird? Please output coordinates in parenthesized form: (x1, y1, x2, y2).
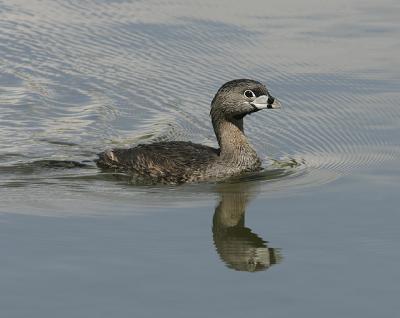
(96, 79, 281, 184)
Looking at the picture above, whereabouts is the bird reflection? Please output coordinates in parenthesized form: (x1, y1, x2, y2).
(212, 182, 282, 272)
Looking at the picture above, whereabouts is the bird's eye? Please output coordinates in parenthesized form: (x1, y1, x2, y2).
(244, 90, 255, 98)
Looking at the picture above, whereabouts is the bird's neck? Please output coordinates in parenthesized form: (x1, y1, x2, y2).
(212, 116, 260, 167)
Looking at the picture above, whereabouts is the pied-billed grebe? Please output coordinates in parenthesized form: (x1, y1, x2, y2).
(96, 79, 281, 184)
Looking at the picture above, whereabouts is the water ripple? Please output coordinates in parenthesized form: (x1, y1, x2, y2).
(0, 0, 399, 204)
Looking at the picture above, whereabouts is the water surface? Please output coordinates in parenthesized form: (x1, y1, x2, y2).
(1, 0, 400, 317)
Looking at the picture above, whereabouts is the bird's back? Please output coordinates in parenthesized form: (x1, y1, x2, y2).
(96, 141, 219, 184)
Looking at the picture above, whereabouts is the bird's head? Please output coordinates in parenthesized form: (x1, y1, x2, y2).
(211, 79, 281, 121)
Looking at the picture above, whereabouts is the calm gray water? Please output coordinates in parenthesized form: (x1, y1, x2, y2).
(1, 0, 400, 317)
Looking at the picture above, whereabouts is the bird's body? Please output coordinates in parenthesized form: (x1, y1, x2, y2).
(96, 141, 219, 183)
(96, 79, 281, 184)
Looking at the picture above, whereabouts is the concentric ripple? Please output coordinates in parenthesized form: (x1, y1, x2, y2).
(1, 0, 400, 207)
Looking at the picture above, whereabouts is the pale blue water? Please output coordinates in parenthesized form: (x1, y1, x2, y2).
(1, 0, 400, 317)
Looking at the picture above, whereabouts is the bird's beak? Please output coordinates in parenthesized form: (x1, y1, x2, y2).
(251, 95, 281, 110)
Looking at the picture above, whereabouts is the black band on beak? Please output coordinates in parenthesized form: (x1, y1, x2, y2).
(267, 96, 275, 105)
